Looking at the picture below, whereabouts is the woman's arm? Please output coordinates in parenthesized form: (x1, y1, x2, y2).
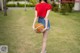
(32, 10, 38, 30)
(42, 10, 51, 32)
(45, 10, 51, 28)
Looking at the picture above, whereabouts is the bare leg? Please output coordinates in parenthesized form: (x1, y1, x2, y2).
(41, 30, 48, 53)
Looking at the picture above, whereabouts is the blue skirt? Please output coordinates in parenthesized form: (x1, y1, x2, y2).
(38, 17, 50, 29)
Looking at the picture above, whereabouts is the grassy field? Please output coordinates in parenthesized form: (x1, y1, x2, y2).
(0, 8, 80, 53)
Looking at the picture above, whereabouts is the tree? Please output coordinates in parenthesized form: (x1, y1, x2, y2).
(3, 0, 7, 16)
(0, 0, 3, 11)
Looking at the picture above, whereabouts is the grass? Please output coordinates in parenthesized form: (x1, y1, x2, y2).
(0, 8, 80, 53)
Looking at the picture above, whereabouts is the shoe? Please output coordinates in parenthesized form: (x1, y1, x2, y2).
(40, 51, 47, 53)
(44, 51, 47, 53)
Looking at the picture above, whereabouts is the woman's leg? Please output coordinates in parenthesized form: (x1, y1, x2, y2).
(41, 30, 48, 53)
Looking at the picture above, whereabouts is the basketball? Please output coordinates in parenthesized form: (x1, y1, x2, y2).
(35, 23, 44, 33)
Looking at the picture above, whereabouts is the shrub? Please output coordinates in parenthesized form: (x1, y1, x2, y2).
(29, 0, 37, 5)
(6, 3, 16, 7)
(26, 4, 34, 7)
(67, 3, 74, 12)
(17, 4, 24, 7)
(51, 2, 74, 15)
(51, 2, 59, 12)
(59, 3, 74, 14)
(59, 4, 68, 15)
(6, 3, 35, 7)
(18, 4, 35, 7)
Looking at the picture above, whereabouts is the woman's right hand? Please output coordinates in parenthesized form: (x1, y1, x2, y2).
(32, 25, 36, 31)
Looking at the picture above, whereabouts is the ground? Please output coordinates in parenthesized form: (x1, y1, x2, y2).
(0, 8, 80, 53)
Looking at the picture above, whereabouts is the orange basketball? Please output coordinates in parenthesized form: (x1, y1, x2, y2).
(35, 23, 44, 33)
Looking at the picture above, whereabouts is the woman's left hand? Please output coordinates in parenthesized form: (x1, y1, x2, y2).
(41, 27, 47, 32)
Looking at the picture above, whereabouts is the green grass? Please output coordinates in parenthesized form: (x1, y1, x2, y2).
(0, 8, 80, 53)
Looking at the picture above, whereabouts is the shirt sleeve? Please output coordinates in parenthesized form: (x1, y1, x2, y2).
(47, 4, 52, 10)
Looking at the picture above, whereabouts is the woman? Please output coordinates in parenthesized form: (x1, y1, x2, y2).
(32, 0, 52, 53)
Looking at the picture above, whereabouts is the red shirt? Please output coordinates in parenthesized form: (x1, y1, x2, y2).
(35, 2, 52, 18)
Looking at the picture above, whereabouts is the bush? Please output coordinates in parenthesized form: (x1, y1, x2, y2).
(29, 0, 37, 5)
(51, 2, 59, 12)
(26, 4, 34, 7)
(6, 3, 16, 7)
(6, 3, 35, 7)
(59, 3, 74, 14)
(51, 2, 74, 15)
(67, 3, 74, 12)
(18, 4, 34, 7)
(59, 4, 68, 15)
